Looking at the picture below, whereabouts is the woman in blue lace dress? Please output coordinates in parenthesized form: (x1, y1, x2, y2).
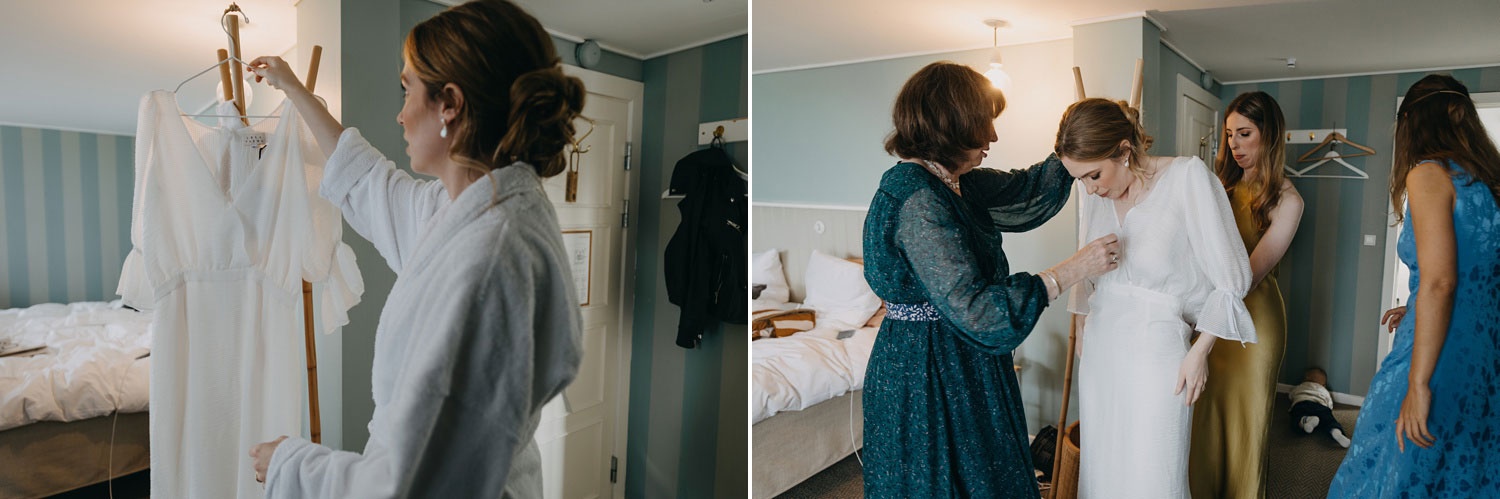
(1329, 74, 1500, 497)
(861, 62, 1120, 497)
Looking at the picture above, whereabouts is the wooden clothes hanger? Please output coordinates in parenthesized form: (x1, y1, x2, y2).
(1286, 130, 1373, 179)
(1297, 131, 1375, 162)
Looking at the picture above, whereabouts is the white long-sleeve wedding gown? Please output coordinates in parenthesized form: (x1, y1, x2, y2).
(1067, 156, 1256, 499)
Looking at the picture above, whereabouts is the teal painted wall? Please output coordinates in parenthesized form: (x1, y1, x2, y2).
(626, 35, 748, 498)
(752, 39, 1074, 207)
(0, 126, 133, 309)
(1217, 65, 1500, 395)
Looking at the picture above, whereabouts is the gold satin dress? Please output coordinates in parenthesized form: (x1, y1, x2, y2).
(1188, 185, 1287, 498)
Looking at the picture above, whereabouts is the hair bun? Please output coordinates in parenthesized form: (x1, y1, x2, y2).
(1114, 100, 1154, 151)
(499, 66, 587, 177)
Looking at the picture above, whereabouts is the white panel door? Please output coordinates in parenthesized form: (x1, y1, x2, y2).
(534, 65, 642, 499)
(1177, 73, 1222, 162)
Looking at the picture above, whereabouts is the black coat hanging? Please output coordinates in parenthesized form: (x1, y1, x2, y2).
(664, 142, 747, 348)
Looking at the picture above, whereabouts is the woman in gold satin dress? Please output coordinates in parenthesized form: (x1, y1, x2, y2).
(1189, 91, 1304, 498)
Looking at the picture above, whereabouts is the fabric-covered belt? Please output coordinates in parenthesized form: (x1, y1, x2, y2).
(885, 302, 941, 322)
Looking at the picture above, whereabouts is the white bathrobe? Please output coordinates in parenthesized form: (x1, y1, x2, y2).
(265, 128, 583, 498)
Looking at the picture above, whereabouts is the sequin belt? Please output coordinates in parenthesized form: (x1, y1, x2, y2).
(884, 302, 941, 322)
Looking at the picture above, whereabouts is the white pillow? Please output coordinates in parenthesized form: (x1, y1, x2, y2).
(751, 248, 791, 311)
(803, 250, 882, 329)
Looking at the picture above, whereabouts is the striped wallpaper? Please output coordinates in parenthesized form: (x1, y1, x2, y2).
(1218, 65, 1500, 395)
(0, 125, 134, 310)
(628, 35, 748, 499)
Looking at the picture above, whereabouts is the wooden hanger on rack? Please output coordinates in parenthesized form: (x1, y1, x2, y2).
(1297, 130, 1375, 162)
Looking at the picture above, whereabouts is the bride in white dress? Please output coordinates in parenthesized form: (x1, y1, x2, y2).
(1054, 99, 1257, 498)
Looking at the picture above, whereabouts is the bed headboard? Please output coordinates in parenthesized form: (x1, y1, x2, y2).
(751, 203, 868, 303)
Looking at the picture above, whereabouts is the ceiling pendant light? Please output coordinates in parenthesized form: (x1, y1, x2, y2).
(983, 19, 1012, 91)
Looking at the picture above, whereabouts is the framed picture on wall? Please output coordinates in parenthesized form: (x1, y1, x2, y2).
(562, 230, 592, 307)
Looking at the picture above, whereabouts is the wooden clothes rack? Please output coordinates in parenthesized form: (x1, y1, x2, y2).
(217, 11, 326, 444)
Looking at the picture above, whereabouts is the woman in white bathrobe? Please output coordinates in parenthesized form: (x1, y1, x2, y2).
(243, 1, 584, 496)
(1054, 99, 1257, 498)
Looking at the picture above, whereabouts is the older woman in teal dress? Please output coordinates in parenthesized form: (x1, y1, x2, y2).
(861, 62, 1120, 497)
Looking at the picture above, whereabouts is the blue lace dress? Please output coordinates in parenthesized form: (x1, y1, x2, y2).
(1329, 161, 1500, 497)
(861, 155, 1072, 498)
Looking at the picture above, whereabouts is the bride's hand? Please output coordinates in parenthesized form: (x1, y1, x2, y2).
(246, 56, 306, 94)
(1174, 346, 1209, 406)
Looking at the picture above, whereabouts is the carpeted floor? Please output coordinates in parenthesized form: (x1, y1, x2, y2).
(777, 393, 1361, 499)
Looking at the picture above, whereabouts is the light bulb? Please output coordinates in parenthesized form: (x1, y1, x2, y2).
(984, 62, 1012, 91)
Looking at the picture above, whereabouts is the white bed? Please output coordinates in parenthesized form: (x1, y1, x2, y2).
(0, 300, 153, 497)
(752, 324, 876, 424)
(753, 208, 881, 498)
(752, 322, 876, 499)
(0, 300, 151, 430)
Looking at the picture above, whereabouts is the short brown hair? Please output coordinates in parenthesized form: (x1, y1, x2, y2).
(884, 62, 1005, 171)
(1054, 98, 1154, 182)
(404, 0, 585, 180)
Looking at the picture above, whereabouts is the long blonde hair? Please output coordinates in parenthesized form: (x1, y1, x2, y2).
(1054, 98, 1155, 183)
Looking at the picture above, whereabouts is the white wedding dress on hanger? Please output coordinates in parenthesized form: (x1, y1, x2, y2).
(1067, 156, 1256, 498)
(118, 91, 363, 499)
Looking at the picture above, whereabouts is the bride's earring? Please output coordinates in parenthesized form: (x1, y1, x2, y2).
(439, 118, 448, 138)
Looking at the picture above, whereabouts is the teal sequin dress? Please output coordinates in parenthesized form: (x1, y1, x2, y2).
(861, 155, 1072, 497)
(1329, 161, 1500, 497)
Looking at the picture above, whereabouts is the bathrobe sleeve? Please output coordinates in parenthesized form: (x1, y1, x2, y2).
(895, 187, 1050, 354)
(264, 227, 583, 498)
(318, 127, 447, 273)
(962, 153, 1074, 232)
(1179, 158, 1257, 344)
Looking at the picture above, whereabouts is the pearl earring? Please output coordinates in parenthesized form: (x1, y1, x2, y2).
(439, 118, 448, 138)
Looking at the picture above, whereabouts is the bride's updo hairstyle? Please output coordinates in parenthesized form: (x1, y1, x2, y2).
(404, 0, 585, 180)
(1054, 98, 1155, 182)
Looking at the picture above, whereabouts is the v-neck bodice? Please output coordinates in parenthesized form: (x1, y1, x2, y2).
(120, 90, 353, 302)
(1068, 155, 1256, 344)
(115, 90, 364, 499)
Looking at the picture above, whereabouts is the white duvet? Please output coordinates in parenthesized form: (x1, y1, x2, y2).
(752, 325, 878, 424)
(0, 301, 152, 431)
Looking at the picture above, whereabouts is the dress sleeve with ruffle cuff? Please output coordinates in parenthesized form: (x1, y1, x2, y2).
(1193, 289, 1257, 345)
(317, 243, 364, 335)
(116, 249, 153, 310)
